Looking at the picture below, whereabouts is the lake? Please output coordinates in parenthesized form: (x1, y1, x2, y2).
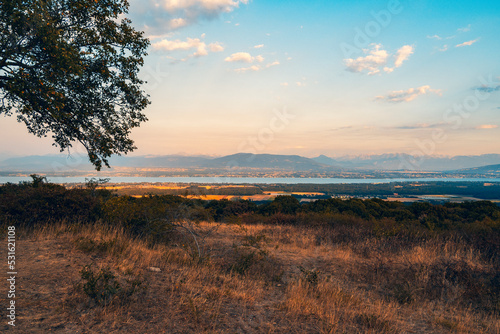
(1, 176, 499, 184)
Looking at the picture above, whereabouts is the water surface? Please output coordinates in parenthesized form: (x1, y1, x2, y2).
(1, 176, 499, 184)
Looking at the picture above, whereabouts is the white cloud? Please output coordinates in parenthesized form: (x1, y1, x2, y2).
(475, 124, 498, 129)
(234, 65, 261, 73)
(394, 122, 449, 130)
(344, 44, 389, 75)
(232, 61, 280, 73)
(394, 45, 414, 68)
(225, 52, 264, 63)
(254, 44, 264, 49)
(208, 43, 224, 52)
(456, 38, 479, 47)
(375, 85, 442, 103)
(225, 51, 279, 73)
(428, 26, 471, 47)
(152, 36, 224, 57)
(427, 34, 442, 40)
(438, 45, 449, 52)
(280, 82, 289, 87)
(344, 44, 413, 75)
(457, 24, 471, 32)
(228, 56, 279, 73)
(266, 61, 280, 68)
(169, 18, 188, 29)
(129, 0, 249, 34)
(159, 0, 248, 12)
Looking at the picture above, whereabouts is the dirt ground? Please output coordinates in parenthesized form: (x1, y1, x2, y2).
(0, 223, 497, 333)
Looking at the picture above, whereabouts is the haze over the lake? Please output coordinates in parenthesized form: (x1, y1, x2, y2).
(1, 0, 499, 161)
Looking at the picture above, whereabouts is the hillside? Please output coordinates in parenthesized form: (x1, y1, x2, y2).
(313, 153, 500, 171)
(451, 164, 500, 176)
(202, 153, 330, 170)
(1, 181, 499, 333)
(1, 153, 500, 176)
(8, 219, 499, 333)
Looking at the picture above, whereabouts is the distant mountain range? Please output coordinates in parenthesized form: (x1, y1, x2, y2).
(312, 153, 500, 171)
(1, 153, 500, 174)
(449, 164, 500, 175)
(0, 153, 329, 172)
(202, 153, 328, 170)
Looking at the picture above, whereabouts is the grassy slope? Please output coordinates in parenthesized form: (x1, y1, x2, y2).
(3, 220, 498, 333)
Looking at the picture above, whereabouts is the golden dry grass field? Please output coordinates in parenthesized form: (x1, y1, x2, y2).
(3, 220, 498, 333)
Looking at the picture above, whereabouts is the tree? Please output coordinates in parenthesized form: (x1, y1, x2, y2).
(0, 0, 150, 170)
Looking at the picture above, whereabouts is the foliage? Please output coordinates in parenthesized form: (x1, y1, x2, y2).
(261, 181, 500, 200)
(74, 236, 126, 256)
(226, 228, 281, 280)
(3, 179, 500, 329)
(85, 177, 110, 196)
(102, 195, 206, 244)
(79, 264, 142, 306)
(205, 199, 257, 221)
(298, 266, 320, 286)
(392, 282, 414, 304)
(0, 176, 111, 225)
(0, 0, 150, 170)
(355, 313, 391, 332)
(28, 173, 47, 187)
(80, 265, 121, 306)
(1, 179, 499, 261)
(259, 195, 301, 215)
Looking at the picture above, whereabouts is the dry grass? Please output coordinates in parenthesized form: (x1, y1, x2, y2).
(3, 220, 499, 333)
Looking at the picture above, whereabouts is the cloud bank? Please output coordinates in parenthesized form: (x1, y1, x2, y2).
(152, 35, 224, 58)
(224, 52, 279, 73)
(456, 39, 479, 47)
(225, 52, 264, 63)
(376, 85, 442, 103)
(233, 61, 280, 73)
(129, 0, 249, 35)
(475, 124, 498, 129)
(344, 44, 413, 75)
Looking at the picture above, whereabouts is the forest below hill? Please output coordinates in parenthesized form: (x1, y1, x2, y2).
(100, 180, 500, 200)
(2, 179, 499, 244)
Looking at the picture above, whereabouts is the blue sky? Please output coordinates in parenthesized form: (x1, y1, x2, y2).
(1, 0, 499, 160)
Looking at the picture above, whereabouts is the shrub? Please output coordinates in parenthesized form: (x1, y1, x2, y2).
(0, 180, 109, 225)
(299, 266, 320, 286)
(80, 265, 122, 306)
(79, 265, 143, 306)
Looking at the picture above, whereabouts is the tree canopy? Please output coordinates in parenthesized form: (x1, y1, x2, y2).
(0, 0, 150, 170)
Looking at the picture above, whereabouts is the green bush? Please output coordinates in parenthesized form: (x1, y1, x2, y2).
(0, 178, 110, 225)
(80, 265, 121, 306)
(80, 265, 143, 306)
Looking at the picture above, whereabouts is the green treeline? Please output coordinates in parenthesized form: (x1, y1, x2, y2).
(261, 181, 500, 199)
(114, 181, 500, 200)
(1, 180, 499, 227)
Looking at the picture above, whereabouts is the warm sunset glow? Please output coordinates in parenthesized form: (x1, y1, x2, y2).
(1, 0, 499, 162)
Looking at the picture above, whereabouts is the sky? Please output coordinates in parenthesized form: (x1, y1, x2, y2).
(1, 0, 500, 161)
